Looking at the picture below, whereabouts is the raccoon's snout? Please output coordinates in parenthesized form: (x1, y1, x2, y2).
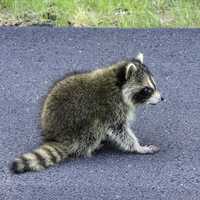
(147, 90, 163, 105)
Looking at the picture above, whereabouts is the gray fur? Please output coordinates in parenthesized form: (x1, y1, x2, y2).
(11, 53, 163, 173)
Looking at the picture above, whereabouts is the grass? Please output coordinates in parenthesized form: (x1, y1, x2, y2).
(0, 0, 200, 27)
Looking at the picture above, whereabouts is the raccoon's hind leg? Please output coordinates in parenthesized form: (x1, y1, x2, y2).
(78, 123, 105, 158)
(107, 123, 160, 154)
(11, 141, 78, 174)
(85, 139, 104, 157)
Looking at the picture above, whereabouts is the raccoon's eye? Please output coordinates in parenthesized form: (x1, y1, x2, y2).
(142, 87, 153, 96)
(132, 86, 154, 103)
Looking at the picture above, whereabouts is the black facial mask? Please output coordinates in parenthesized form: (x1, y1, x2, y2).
(132, 87, 154, 103)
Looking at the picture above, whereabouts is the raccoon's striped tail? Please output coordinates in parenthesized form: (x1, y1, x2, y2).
(10, 142, 70, 174)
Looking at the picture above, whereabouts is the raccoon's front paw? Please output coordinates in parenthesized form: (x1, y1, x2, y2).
(136, 144, 160, 154)
(144, 145, 160, 154)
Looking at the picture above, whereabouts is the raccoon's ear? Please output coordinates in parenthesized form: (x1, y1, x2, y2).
(125, 63, 137, 80)
(136, 52, 144, 63)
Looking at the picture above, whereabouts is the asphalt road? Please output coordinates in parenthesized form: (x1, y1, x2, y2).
(0, 28, 200, 200)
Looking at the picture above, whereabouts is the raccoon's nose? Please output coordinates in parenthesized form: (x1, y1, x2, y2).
(161, 97, 164, 101)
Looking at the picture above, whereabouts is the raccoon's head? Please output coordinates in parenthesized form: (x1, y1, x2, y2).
(121, 53, 164, 107)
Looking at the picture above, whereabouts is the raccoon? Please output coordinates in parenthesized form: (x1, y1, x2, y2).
(11, 53, 164, 173)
